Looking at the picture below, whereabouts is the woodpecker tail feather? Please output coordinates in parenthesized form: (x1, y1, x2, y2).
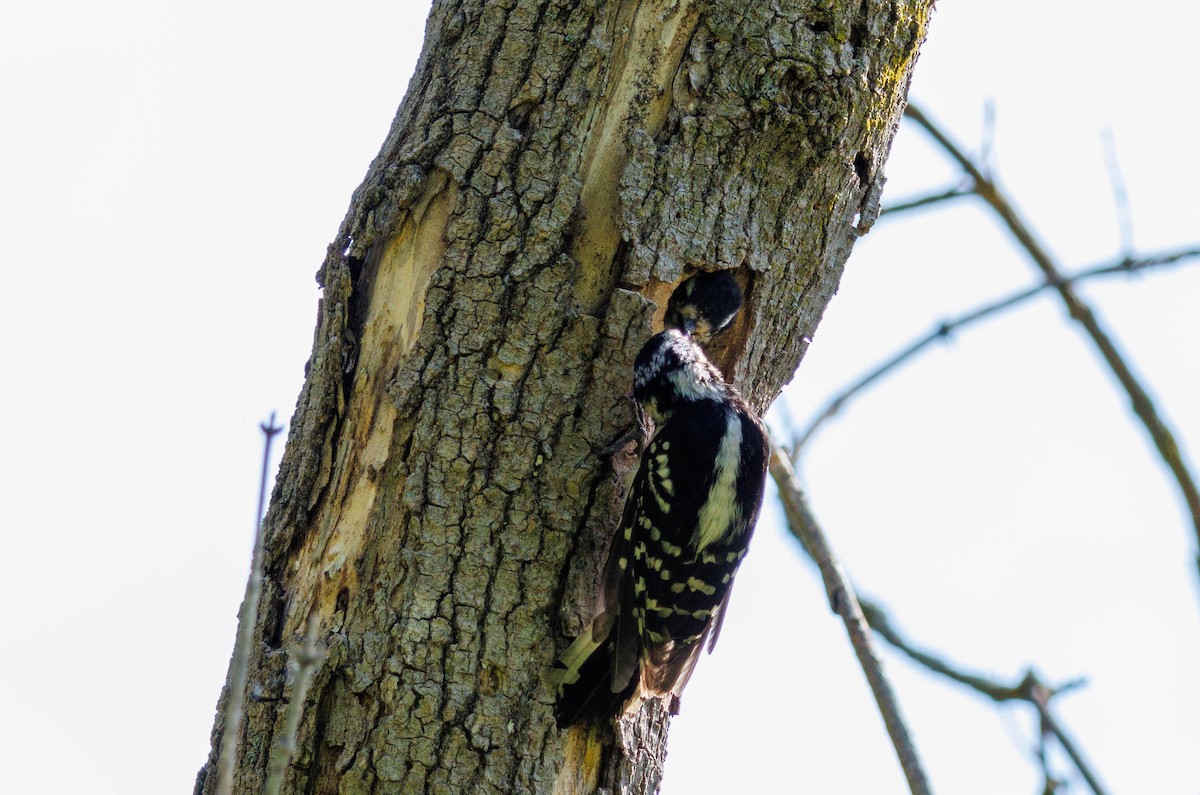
(553, 640, 637, 728)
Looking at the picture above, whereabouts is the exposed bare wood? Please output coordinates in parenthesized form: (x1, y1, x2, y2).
(197, 2, 934, 792)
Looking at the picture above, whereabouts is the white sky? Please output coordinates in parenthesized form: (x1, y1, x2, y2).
(2, 2, 1197, 793)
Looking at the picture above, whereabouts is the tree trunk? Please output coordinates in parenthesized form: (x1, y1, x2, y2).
(196, 1, 932, 792)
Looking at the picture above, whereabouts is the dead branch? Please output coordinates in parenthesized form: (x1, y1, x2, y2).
(1100, 128, 1134, 259)
(265, 613, 326, 795)
(858, 598, 1110, 795)
(769, 443, 933, 795)
(880, 185, 974, 217)
(903, 103, 1200, 577)
(793, 247, 1200, 453)
(217, 414, 284, 795)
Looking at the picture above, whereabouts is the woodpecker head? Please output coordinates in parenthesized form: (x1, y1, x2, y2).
(632, 329, 726, 421)
(664, 271, 743, 341)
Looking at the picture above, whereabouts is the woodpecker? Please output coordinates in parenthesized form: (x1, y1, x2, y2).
(663, 270, 743, 342)
(553, 276, 768, 727)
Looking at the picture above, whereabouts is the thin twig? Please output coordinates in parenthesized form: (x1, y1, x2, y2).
(1034, 723, 1062, 795)
(858, 599, 1085, 703)
(769, 444, 933, 795)
(909, 104, 1200, 577)
(882, 100, 995, 219)
(1101, 127, 1134, 259)
(880, 185, 974, 217)
(217, 413, 284, 795)
(979, 100, 996, 178)
(1029, 685, 1110, 795)
(857, 598, 1110, 795)
(793, 247, 1200, 453)
(266, 612, 326, 795)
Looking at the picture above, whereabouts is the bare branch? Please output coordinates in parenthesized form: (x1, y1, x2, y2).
(857, 599, 1080, 703)
(769, 444, 933, 795)
(880, 185, 974, 218)
(1028, 685, 1110, 795)
(1101, 127, 1135, 258)
(793, 248, 1200, 454)
(904, 103, 1200, 576)
(885, 99, 994, 221)
(217, 413, 284, 795)
(266, 613, 326, 795)
(979, 100, 997, 177)
(857, 598, 1110, 795)
(1034, 725, 1063, 795)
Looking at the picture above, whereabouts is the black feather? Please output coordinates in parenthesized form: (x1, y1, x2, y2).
(553, 328, 768, 727)
(664, 271, 743, 340)
(553, 640, 638, 728)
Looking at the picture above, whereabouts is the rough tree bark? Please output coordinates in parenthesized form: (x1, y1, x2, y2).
(196, 1, 932, 792)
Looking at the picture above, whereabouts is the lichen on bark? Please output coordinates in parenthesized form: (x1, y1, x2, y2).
(196, 1, 933, 793)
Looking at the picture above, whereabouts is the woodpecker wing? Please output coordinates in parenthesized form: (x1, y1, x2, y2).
(618, 400, 767, 700)
(553, 411, 713, 726)
(600, 404, 723, 695)
(555, 327, 769, 726)
(704, 408, 768, 653)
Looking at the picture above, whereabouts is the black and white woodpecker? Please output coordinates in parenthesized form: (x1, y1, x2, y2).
(553, 272, 769, 727)
(663, 270, 744, 342)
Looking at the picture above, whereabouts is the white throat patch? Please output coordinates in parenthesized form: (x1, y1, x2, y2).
(668, 366, 724, 402)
